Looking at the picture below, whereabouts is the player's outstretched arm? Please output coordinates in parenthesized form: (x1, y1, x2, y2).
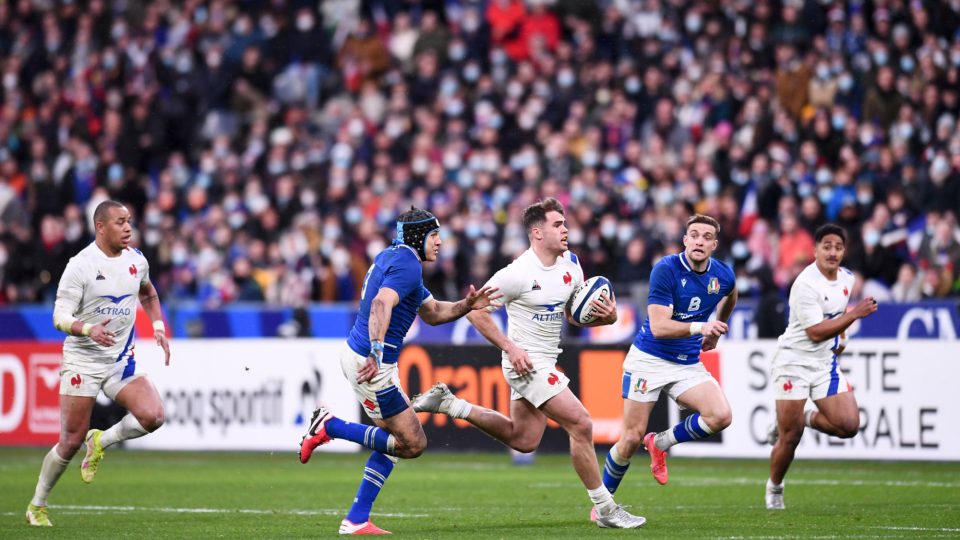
(466, 309, 533, 375)
(648, 304, 728, 339)
(418, 285, 501, 326)
(803, 296, 878, 343)
(702, 287, 738, 351)
(139, 279, 170, 365)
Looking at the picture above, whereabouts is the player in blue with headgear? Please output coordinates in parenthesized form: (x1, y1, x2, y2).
(598, 214, 738, 505)
(298, 207, 500, 535)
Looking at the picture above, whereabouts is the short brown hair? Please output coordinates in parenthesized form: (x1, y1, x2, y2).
(686, 214, 720, 235)
(522, 198, 565, 233)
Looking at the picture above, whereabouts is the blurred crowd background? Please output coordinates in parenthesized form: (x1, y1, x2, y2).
(1, 0, 959, 311)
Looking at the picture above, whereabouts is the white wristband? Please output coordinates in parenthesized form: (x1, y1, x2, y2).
(689, 322, 704, 336)
(81, 323, 93, 337)
(153, 320, 166, 334)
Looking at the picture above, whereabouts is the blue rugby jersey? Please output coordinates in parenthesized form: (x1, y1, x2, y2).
(346, 244, 432, 364)
(633, 252, 736, 365)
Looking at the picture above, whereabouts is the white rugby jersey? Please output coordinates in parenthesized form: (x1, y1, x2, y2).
(55, 242, 149, 367)
(483, 249, 584, 364)
(777, 262, 856, 361)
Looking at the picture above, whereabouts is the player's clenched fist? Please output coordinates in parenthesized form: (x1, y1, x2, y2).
(851, 297, 879, 319)
(702, 320, 728, 337)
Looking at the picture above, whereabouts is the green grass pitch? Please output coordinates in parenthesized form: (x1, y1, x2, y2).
(2, 448, 958, 538)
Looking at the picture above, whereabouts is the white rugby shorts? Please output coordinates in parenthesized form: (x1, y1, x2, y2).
(621, 345, 716, 403)
(502, 355, 569, 408)
(771, 348, 851, 401)
(59, 357, 142, 399)
(339, 343, 409, 420)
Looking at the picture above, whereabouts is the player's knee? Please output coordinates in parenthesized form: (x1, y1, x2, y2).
(512, 441, 539, 454)
(619, 430, 644, 456)
(398, 435, 427, 458)
(59, 432, 85, 456)
(568, 414, 593, 442)
(137, 406, 165, 432)
(780, 427, 803, 448)
(707, 409, 732, 432)
(836, 418, 860, 439)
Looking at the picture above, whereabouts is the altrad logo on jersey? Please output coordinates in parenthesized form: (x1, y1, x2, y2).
(97, 294, 133, 316)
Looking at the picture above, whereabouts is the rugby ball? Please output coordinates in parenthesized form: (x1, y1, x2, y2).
(568, 276, 614, 325)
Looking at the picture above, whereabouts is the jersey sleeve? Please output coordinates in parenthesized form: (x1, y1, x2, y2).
(380, 253, 422, 299)
(54, 257, 86, 317)
(140, 253, 150, 286)
(646, 261, 675, 307)
(567, 251, 585, 286)
(483, 262, 522, 311)
(419, 285, 433, 305)
(791, 280, 825, 329)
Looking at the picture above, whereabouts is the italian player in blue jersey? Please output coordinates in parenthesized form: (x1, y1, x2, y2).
(297, 207, 500, 535)
(601, 214, 738, 494)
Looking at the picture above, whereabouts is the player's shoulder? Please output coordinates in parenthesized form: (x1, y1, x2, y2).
(66, 243, 97, 266)
(123, 246, 148, 263)
(559, 250, 581, 269)
(380, 244, 421, 268)
(839, 266, 855, 281)
(561, 250, 580, 265)
(654, 253, 681, 272)
(710, 257, 735, 279)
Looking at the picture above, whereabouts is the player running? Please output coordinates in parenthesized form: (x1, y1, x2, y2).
(298, 207, 499, 534)
(599, 214, 737, 499)
(765, 224, 878, 509)
(27, 200, 171, 527)
(412, 198, 646, 529)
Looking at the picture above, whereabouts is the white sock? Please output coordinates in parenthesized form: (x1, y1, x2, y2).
(609, 444, 630, 466)
(587, 485, 616, 514)
(448, 398, 473, 419)
(31, 445, 71, 506)
(654, 430, 678, 451)
(99, 414, 149, 449)
(804, 410, 816, 428)
(767, 478, 783, 490)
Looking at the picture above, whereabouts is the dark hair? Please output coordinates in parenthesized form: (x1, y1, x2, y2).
(815, 223, 847, 244)
(395, 206, 440, 260)
(686, 214, 720, 235)
(521, 198, 565, 233)
(93, 200, 127, 224)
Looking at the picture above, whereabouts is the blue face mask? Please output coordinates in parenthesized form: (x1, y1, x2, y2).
(838, 74, 854, 91)
(832, 114, 847, 130)
(900, 56, 915, 73)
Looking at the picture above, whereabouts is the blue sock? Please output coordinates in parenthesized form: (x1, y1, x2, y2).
(601, 446, 631, 494)
(346, 452, 395, 524)
(325, 417, 395, 455)
(671, 413, 714, 444)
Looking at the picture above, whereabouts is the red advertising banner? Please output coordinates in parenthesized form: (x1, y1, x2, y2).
(0, 342, 63, 445)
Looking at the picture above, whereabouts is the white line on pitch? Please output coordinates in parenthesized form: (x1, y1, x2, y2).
(50, 504, 428, 518)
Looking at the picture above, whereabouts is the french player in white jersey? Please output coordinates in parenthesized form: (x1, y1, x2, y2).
(412, 198, 647, 529)
(26, 201, 171, 527)
(765, 224, 878, 509)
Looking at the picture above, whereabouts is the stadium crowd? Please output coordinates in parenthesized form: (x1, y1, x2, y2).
(0, 0, 959, 309)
